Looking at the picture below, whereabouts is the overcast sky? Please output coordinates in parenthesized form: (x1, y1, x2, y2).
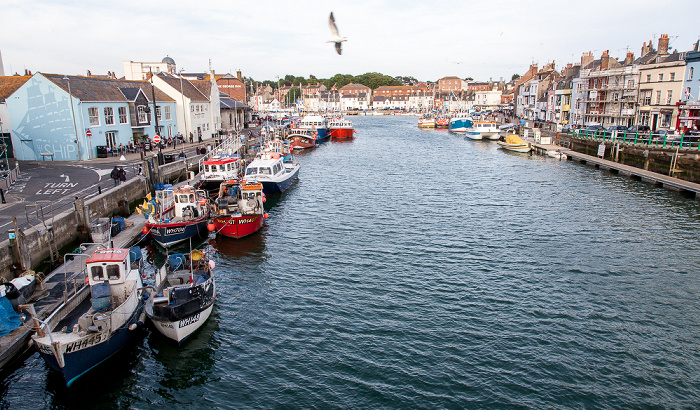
(2, 0, 699, 83)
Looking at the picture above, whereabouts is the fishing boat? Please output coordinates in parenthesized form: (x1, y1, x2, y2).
(145, 250, 215, 343)
(31, 247, 145, 386)
(198, 155, 243, 194)
(294, 115, 330, 142)
(418, 115, 436, 128)
(287, 129, 317, 150)
(212, 181, 267, 239)
(143, 185, 210, 248)
(466, 121, 500, 140)
(497, 134, 531, 153)
(327, 117, 356, 139)
(435, 116, 449, 128)
(449, 112, 472, 133)
(244, 153, 300, 195)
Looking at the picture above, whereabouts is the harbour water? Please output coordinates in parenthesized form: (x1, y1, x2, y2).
(2, 116, 700, 408)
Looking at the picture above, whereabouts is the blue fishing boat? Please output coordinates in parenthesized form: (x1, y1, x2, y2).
(244, 153, 300, 195)
(449, 112, 472, 133)
(31, 248, 145, 386)
(143, 185, 210, 248)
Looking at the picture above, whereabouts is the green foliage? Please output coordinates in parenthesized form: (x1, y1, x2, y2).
(256, 72, 416, 91)
(512, 74, 521, 81)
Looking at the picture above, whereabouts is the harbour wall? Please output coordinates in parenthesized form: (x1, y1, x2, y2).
(0, 158, 197, 280)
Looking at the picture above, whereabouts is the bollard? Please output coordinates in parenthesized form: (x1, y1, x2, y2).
(98, 186, 102, 195)
(0, 188, 5, 204)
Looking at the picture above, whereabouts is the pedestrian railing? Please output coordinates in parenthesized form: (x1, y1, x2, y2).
(571, 129, 700, 150)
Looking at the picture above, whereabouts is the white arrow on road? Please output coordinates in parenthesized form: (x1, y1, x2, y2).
(59, 174, 70, 183)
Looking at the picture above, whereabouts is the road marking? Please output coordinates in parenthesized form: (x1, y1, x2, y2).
(59, 174, 71, 183)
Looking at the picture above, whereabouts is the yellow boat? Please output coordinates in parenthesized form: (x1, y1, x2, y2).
(497, 134, 531, 153)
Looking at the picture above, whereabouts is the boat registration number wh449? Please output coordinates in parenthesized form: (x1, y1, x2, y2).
(64, 333, 107, 353)
(179, 313, 200, 328)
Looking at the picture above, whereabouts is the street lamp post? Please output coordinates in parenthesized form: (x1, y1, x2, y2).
(149, 69, 161, 153)
(179, 69, 188, 141)
(64, 75, 82, 160)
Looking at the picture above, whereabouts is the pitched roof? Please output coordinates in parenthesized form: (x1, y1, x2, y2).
(155, 74, 209, 102)
(190, 80, 212, 98)
(0, 75, 31, 102)
(220, 96, 248, 109)
(43, 73, 174, 102)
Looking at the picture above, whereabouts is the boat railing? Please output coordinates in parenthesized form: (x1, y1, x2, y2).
(198, 133, 244, 172)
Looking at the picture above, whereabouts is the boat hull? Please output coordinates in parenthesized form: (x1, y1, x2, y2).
(497, 142, 531, 153)
(288, 135, 315, 150)
(213, 215, 264, 239)
(449, 117, 472, 133)
(329, 128, 355, 139)
(146, 218, 209, 248)
(151, 304, 214, 343)
(36, 303, 143, 386)
(465, 131, 483, 140)
(148, 277, 215, 344)
(255, 163, 300, 195)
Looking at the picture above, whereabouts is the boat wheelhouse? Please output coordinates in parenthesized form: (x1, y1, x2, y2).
(199, 155, 242, 194)
(327, 117, 356, 139)
(466, 121, 500, 140)
(449, 113, 472, 133)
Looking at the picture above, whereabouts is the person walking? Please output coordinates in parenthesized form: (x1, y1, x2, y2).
(110, 166, 120, 186)
(119, 167, 127, 184)
(137, 164, 143, 176)
(190, 132, 194, 144)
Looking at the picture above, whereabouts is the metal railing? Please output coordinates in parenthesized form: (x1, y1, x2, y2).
(571, 129, 700, 150)
(198, 133, 245, 171)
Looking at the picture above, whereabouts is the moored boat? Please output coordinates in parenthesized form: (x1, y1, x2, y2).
(418, 115, 436, 128)
(449, 112, 472, 133)
(244, 153, 300, 195)
(287, 129, 317, 150)
(145, 250, 215, 343)
(198, 155, 243, 194)
(212, 181, 266, 239)
(263, 138, 293, 162)
(294, 115, 330, 142)
(143, 185, 210, 248)
(497, 134, 531, 153)
(435, 116, 449, 128)
(328, 117, 356, 139)
(468, 121, 500, 140)
(31, 247, 145, 386)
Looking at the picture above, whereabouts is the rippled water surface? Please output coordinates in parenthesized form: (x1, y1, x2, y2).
(3, 116, 700, 408)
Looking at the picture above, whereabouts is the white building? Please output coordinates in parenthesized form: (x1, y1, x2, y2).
(123, 57, 177, 81)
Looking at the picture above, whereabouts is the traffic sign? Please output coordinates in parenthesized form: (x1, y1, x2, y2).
(86, 130, 92, 137)
(153, 135, 161, 143)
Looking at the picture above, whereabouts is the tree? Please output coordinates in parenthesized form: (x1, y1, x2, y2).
(512, 74, 521, 81)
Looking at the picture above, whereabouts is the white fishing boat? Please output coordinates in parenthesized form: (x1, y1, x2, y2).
(466, 121, 500, 140)
(497, 134, 531, 153)
(145, 250, 215, 343)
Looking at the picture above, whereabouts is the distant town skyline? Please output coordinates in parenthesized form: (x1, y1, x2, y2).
(2, 0, 699, 83)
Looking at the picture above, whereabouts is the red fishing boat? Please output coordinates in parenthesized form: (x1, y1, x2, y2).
(211, 181, 266, 239)
(328, 117, 356, 139)
(287, 129, 317, 150)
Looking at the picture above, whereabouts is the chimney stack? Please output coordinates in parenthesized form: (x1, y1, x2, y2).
(600, 50, 610, 70)
(624, 52, 634, 65)
(581, 51, 594, 67)
(237, 70, 242, 81)
(658, 34, 669, 55)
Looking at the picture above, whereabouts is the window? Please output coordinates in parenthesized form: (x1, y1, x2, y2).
(656, 90, 662, 104)
(91, 266, 104, 281)
(118, 107, 127, 124)
(661, 114, 671, 128)
(104, 107, 114, 125)
(156, 106, 162, 122)
(643, 91, 651, 105)
(686, 87, 692, 100)
(106, 264, 120, 280)
(88, 107, 100, 126)
(639, 112, 649, 126)
(164, 106, 171, 120)
(690, 67, 694, 80)
(670, 73, 675, 81)
(196, 105, 200, 113)
(658, 73, 663, 82)
(191, 105, 194, 112)
(667, 90, 673, 104)
(627, 79, 635, 88)
(647, 74, 651, 82)
(137, 106, 148, 123)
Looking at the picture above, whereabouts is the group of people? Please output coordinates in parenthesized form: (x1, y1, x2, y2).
(110, 166, 127, 186)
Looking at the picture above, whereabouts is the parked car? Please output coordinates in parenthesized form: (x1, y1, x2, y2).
(627, 125, 651, 134)
(606, 125, 628, 133)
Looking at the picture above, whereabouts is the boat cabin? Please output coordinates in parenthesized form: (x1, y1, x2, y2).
(172, 186, 207, 220)
(86, 249, 132, 286)
(244, 156, 285, 180)
(202, 156, 241, 182)
(296, 115, 327, 130)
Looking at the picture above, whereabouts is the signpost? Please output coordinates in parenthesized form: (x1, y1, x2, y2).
(86, 130, 92, 138)
(153, 135, 161, 144)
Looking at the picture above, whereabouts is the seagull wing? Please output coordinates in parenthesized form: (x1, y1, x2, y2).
(335, 42, 342, 55)
(329, 12, 339, 37)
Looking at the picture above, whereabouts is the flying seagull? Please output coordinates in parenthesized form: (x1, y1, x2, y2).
(327, 12, 347, 55)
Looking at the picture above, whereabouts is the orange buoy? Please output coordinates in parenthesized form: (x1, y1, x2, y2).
(263, 213, 269, 219)
(199, 198, 206, 206)
(207, 222, 216, 232)
(142, 226, 149, 234)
